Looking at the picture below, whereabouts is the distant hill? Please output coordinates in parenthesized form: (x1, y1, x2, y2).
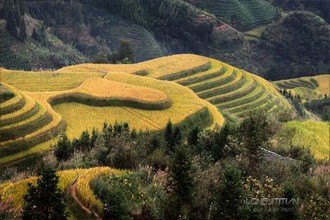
(184, 0, 278, 31)
(0, 0, 329, 80)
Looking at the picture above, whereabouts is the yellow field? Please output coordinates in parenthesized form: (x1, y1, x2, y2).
(1, 70, 105, 92)
(0, 167, 123, 217)
(274, 121, 330, 160)
(57, 54, 211, 79)
(54, 72, 223, 138)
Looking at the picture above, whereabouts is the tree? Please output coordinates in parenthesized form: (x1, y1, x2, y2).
(173, 127, 182, 146)
(164, 120, 174, 153)
(166, 145, 196, 218)
(188, 127, 199, 146)
(277, 184, 299, 220)
(208, 164, 247, 220)
(18, 16, 27, 41)
(115, 41, 134, 62)
(54, 134, 72, 161)
(6, 9, 18, 37)
(22, 167, 67, 220)
(240, 112, 275, 169)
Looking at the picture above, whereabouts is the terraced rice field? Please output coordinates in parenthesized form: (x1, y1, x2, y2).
(0, 167, 123, 218)
(1, 54, 291, 165)
(62, 55, 291, 119)
(274, 75, 330, 101)
(0, 56, 225, 164)
(274, 121, 330, 160)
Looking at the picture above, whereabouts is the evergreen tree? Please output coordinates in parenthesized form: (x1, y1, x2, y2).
(90, 128, 98, 148)
(78, 130, 90, 151)
(22, 167, 68, 220)
(6, 9, 18, 37)
(277, 184, 299, 220)
(173, 126, 182, 146)
(167, 145, 196, 218)
(164, 120, 174, 152)
(212, 124, 231, 161)
(54, 134, 72, 161)
(188, 127, 199, 146)
(116, 41, 134, 62)
(208, 164, 247, 220)
(18, 16, 27, 41)
(240, 112, 273, 169)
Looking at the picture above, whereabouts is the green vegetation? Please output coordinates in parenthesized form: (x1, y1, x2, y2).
(2, 111, 328, 219)
(187, 0, 277, 30)
(22, 167, 68, 220)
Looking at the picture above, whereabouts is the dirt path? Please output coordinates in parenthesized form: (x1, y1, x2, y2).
(69, 179, 102, 220)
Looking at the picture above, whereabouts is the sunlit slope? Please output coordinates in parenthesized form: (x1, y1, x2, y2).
(0, 66, 224, 164)
(274, 121, 330, 160)
(274, 74, 330, 101)
(60, 54, 291, 118)
(0, 167, 123, 218)
(53, 74, 223, 138)
(0, 83, 64, 161)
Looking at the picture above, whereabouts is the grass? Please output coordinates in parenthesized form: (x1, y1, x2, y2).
(0, 167, 123, 218)
(274, 121, 330, 160)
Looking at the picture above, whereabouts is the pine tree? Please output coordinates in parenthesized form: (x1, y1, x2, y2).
(188, 127, 199, 146)
(54, 134, 72, 161)
(22, 167, 68, 220)
(173, 126, 182, 146)
(164, 120, 174, 153)
(167, 145, 196, 218)
(208, 165, 247, 220)
(240, 112, 273, 169)
(277, 184, 299, 220)
(18, 16, 27, 41)
(6, 9, 18, 37)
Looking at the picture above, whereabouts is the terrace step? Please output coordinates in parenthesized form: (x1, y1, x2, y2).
(0, 103, 51, 142)
(0, 95, 38, 127)
(189, 67, 236, 93)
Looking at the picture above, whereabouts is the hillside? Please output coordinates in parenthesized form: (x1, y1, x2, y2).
(61, 54, 292, 118)
(0, 167, 123, 219)
(274, 74, 330, 101)
(274, 120, 330, 160)
(1, 0, 328, 80)
(0, 54, 293, 165)
(185, 0, 277, 31)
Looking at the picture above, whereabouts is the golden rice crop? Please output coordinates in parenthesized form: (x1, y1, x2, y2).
(313, 75, 330, 96)
(76, 77, 168, 103)
(75, 167, 124, 214)
(1, 70, 105, 92)
(0, 139, 58, 166)
(0, 83, 23, 111)
(0, 95, 36, 121)
(58, 54, 210, 79)
(275, 121, 330, 160)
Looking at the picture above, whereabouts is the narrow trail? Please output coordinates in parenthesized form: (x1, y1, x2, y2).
(69, 179, 102, 220)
